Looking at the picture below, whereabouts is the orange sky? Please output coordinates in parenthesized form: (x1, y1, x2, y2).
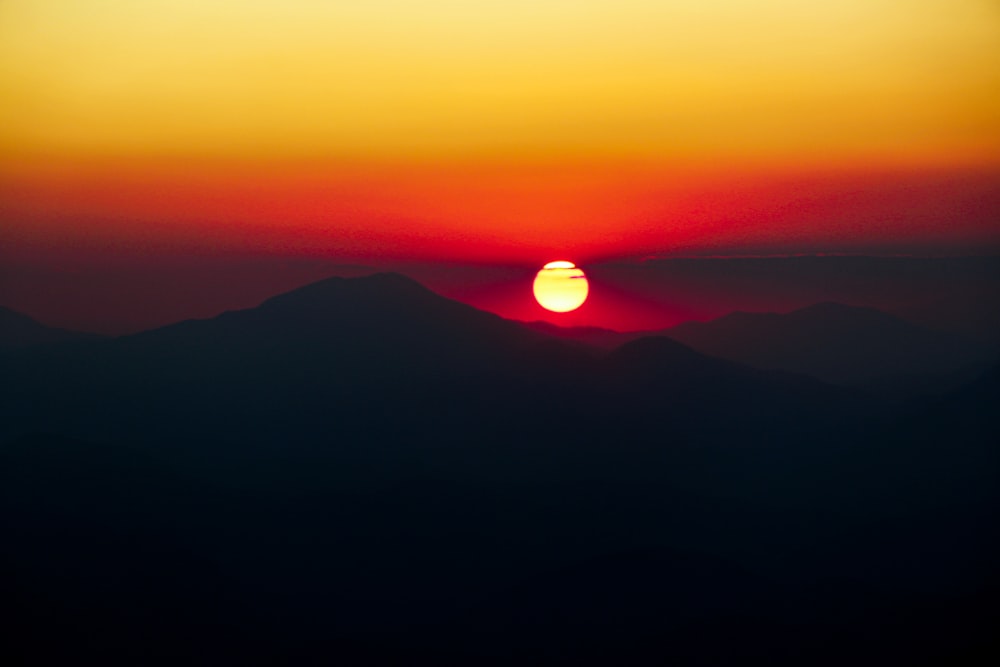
(2, 0, 999, 264)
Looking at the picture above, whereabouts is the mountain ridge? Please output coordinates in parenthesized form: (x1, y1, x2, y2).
(0, 305, 105, 348)
(1, 272, 996, 665)
(663, 301, 992, 386)
(0, 272, 873, 450)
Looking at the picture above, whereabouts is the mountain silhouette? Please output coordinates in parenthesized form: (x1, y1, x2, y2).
(1, 273, 997, 666)
(521, 320, 630, 349)
(0, 273, 872, 450)
(112, 272, 546, 380)
(662, 302, 992, 387)
(0, 306, 104, 348)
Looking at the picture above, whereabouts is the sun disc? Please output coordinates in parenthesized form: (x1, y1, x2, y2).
(533, 260, 589, 313)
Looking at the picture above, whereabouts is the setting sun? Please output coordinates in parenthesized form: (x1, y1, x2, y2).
(533, 260, 589, 313)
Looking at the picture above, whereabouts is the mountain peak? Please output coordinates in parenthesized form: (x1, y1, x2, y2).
(0, 305, 103, 347)
(606, 335, 713, 375)
(259, 272, 430, 308)
(112, 271, 546, 382)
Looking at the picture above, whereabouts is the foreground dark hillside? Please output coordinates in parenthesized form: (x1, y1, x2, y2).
(1, 274, 997, 665)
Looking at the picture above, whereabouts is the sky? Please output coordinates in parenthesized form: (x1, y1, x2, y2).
(1, 0, 999, 331)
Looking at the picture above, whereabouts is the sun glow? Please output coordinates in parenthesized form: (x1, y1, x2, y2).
(533, 261, 589, 313)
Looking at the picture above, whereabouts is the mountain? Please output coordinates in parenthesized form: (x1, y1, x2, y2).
(124, 271, 541, 351)
(662, 302, 993, 387)
(0, 305, 104, 348)
(106, 271, 547, 383)
(0, 272, 557, 459)
(521, 320, 631, 349)
(0, 273, 869, 463)
(1, 274, 996, 665)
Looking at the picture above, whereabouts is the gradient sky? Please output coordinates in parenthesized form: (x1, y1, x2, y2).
(1, 1, 999, 330)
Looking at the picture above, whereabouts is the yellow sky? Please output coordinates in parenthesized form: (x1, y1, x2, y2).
(1, 0, 998, 165)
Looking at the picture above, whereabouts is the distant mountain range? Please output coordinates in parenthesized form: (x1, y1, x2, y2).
(2, 272, 997, 665)
(665, 302, 993, 386)
(6, 276, 993, 391)
(1, 273, 868, 451)
(527, 301, 994, 391)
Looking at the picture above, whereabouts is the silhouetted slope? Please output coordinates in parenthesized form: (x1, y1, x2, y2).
(1, 274, 997, 665)
(0, 274, 870, 450)
(0, 273, 549, 443)
(521, 320, 631, 349)
(113, 272, 546, 381)
(598, 335, 874, 439)
(606, 334, 728, 377)
(664, 302, 991, 386)
(0, 306, 103, 348)
(128, 271, 537, 349)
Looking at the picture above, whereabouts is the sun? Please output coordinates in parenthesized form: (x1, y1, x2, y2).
(533, 261, 589, 313)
